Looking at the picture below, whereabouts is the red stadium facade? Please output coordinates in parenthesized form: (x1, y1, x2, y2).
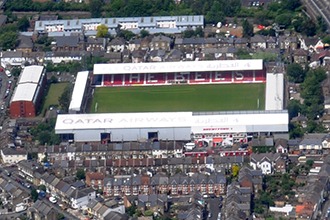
(93, 59, 266, 87)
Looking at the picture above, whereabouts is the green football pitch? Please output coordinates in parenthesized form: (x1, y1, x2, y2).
(91, 83, 265, 113)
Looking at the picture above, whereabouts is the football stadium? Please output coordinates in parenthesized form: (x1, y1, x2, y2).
(55, 59, 288, 143)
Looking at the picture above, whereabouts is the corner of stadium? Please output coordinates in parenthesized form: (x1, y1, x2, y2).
(55, 59, 288, 144)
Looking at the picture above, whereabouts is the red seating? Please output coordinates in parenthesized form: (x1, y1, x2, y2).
(255, 70, 266, 82)
(233, 71, 254, 83)
(124, 74, 144, 85)
(211, 71, 232, 83)
(145, 73, 166, 84)
(102, 70, 267, 86)
(189, 72, 211, 84)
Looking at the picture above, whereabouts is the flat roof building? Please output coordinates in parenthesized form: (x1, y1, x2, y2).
(69, 71, 89, 114)
(55, 110, 289, 142)
(34, 15, 204, 36)
(10, 66, 46, 118)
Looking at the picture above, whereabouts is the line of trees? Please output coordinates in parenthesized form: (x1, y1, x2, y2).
(287, 64, 327, 137)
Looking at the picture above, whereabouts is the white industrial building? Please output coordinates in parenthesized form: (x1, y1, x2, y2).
(55, 110, 289, 142)
(69, 71, 89, 114)
(34, 15, 204, 36)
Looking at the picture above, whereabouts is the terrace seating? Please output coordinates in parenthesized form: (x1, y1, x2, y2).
(255, 70, 266, 82)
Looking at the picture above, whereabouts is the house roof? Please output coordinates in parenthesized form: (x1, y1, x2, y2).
(275, 138, 288, 148)
(17, 35, 33, 49)
(250, 35, 266, 43)
(151, 35, 171, 43)
(103, 211, 128, 220)
(1, 148, 27, 155)
(251, 153, 281, 163)
(53, 36, 80, 47)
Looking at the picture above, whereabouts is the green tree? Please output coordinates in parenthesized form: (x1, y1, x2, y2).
(96, 24, 109, 38)
(242, 19, 254, 38)
(17, 16, 30, 31)
(292, 16, 305, 33)
(76, 168, 86, 180)
(323, 35, 330, 44)
(118, 29, 135, 41)
(232, 164, 240, 177)
(89, 0, 103, 18)
(58, 85, 72, 112)
(57, 213, 65, 220)
(140, 29, 150, 38)
(282, 0, 301, 11)
(0, 31, 18, 50)
(11, 67, 21, 78)
(301, 68, 326, 120)
(289, 122, 304, 139)
(236, 49, 252, 59)
(49, 75, 58, 84)
(31, 189, 38, 202)
(317, 16, 327, 34)
(194, 27, 204, 37)
(302, 19, 317, 37)
(275, 13, 292, 28)
(182, 29, 195, 38)
(38, 131, 51, 145)
(306, 159, 314, 168)
(38, 185, 47, 192)
(286, 63, 306, 83)
(205, 1, 224, 24)
(126, 204, 137, 216)
(287, 100, 302, 119)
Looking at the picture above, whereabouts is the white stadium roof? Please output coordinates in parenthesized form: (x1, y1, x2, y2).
(55, 110, 288, 133)
(11, 83, 38, 102)
(93, 59, 263, 75)
(265, 73, 284, 110)
(18, 65, 44, 84)
(69, 71, 89, 113)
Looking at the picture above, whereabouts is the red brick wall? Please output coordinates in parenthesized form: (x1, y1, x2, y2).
(10, 101, 36, 118)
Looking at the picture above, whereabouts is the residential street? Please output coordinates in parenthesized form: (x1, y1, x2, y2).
(0, 167, 79, 220)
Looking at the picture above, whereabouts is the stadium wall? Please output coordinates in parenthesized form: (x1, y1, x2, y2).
(93, 60, 266, 87)
(69, 127, 191, 142)
(55, 111, 288, 142)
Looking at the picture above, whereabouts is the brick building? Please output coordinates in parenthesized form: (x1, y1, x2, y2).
(10, 66, 46, 118)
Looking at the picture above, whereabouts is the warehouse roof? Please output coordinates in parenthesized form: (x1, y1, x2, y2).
(55, 110, 288, 132)
(11, 83, 38, 102)
(69, 71, 89, 113)
(18, 65, 44, 84)
(93, 59, 263, 75)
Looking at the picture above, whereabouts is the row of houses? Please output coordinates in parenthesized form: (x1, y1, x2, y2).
(0, 178, 30, 214)
(224, 166, 263, 219)
(5, 32, 325, 68)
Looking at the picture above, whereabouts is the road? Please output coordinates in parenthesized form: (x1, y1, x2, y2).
(207, 197, 222, 220)
(0, 167, 79, 220)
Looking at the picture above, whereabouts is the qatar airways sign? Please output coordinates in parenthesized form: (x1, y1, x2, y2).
(61, 116, 188, 125)
(55, 113, 192, 130)
(94, 59, 263, 75)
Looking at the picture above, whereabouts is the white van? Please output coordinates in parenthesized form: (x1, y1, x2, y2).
(184, 142, 196, 151)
